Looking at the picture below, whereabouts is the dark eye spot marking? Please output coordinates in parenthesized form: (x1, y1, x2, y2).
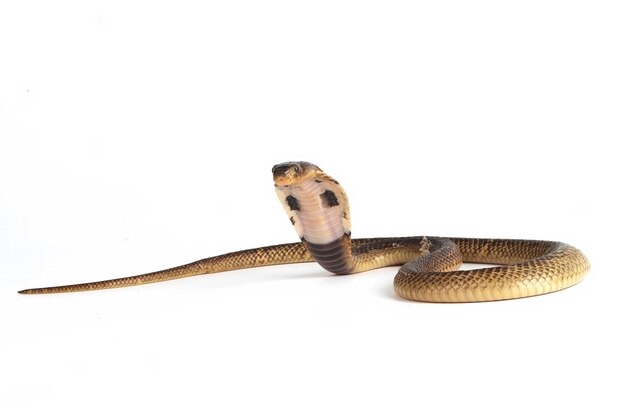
(286, 195, 300, 211)
(320, 190, 340, 208)
(289, 216, 296, 225)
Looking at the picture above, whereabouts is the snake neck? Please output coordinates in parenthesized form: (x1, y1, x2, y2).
(275, 176, 354, 274)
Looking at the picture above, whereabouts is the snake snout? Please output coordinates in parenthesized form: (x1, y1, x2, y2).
(272, 162, 305, 185)
(272, 162, 295, 176)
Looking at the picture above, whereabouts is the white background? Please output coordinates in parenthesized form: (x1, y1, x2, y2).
(1, 1, 624, 416)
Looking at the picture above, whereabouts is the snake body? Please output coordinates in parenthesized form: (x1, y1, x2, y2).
(19, 162, 590, 302)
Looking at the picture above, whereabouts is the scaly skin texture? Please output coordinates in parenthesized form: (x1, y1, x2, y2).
(395, 238, 589, 302)
(18, 162, 590, 302)
(18, 243, 313, 294)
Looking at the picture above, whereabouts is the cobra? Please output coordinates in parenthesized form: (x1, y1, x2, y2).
(18, 161, 590, 302)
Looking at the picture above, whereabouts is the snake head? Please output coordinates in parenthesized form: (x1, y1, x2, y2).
(272, 161, 321, 186)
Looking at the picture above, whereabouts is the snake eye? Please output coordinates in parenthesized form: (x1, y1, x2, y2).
(292, 164, 301, 174)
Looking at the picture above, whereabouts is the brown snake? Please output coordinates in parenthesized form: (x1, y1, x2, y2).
(19, 161, 590, 302)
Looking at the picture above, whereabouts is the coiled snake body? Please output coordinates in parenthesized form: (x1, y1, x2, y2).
(19, 162, 590, 302)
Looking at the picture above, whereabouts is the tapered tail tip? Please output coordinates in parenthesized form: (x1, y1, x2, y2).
(18, 288, 43, 294)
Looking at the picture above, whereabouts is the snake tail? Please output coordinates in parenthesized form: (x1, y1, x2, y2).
(18, 243, 312, 294)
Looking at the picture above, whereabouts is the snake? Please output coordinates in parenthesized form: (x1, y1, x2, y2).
(18, 161, 590, 302)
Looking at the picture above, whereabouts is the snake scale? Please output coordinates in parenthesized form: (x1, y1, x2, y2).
(18, 162, 590, 302)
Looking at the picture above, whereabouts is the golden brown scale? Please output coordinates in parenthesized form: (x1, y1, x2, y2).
(18, 244, 313, 294)
(18, 162, 590, 302)
(394, 238, 589, 302)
